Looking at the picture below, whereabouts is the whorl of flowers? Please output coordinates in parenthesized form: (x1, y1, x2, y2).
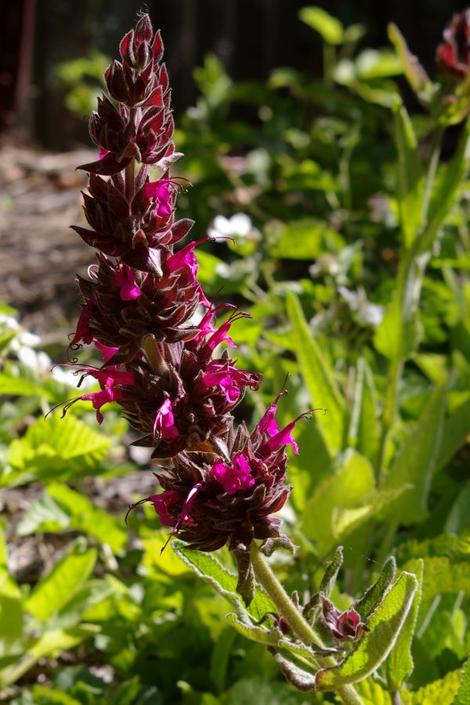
(69, 13, 306, 598)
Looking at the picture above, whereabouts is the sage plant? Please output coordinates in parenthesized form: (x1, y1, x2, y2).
(67, 14, 434, 705)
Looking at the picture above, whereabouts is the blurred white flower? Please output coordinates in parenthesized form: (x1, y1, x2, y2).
(208, 213, 253, 241)
(17, 346, 51, 373)
(338, 286, 384, 327)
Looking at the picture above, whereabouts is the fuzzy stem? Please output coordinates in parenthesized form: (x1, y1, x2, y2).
(250, 542, 364, 705)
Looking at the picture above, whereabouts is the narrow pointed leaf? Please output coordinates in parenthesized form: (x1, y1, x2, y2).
(386, 559, 423, 690)
(393, 101, 424, 247)
(354, 556, 397, 618)
(25, 545, 97, 622)
(384, 386, 446, 523)
(423, 118, 470, 253)
(286, 291, 346, 454)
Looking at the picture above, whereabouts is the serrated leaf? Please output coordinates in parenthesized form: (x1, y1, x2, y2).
(404, 556, 470, 602)
(25, 544, 97, 622)
(386, 559, 423, 690)
(315, 571, 418, 690)
(384, 386, 446, 524)
(47, 483, 127, 554)
(453, 658, 470, 705)
(396, 533, 470, 564)
(17, 494, 70, 536)
(172, 540, 275, 622)
(402, 668, 462, 705)
(286, 291, 346, 454)
(6, 415, 110, 486)
(299, 6, 344, 44)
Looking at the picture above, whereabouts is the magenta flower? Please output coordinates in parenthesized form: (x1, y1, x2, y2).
(95, 342, 119, 361)
(167, 241, 210, 307)
(144, 178, 173, 218)
(211, 454, 255, 495)
(202, 361, 259, 403)
(153, 398, 179, 439)
(115, 265, 142, 301)
(70, 300, 94, 348)
(258, 400, 301, 455)
(79, 366, 134, 423)
(322, 599, 367, 641)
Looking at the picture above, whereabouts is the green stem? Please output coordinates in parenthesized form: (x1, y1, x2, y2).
(250, 543, 364, 705)
(377, 356, 403, 486)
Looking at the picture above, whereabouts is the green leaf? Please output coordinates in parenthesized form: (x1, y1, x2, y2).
(17, 494, 70, 535)
(356, 679, 392, 705)
(0, 625, 96, 687)
(315, 571, 418, 690)
(436, 393, 470, 473)
(266, 219, 344, 259)
(384, 386, 446, 524)
(386, 559, 423, 690)
(446, 483, 470, 533)
(47, 483, 127, 554)
(172, 540, 275, 622)
(424, 118, 470, 253)
(319, 546, 343, 597)
(348, 358, 380, 462)
(25, 544, 97, 622)
(402, 669, 462, 705)
(393, 102, 424, 248)
(355, 556, 397, 619)
(286, 292, 346, 454)
(301, 451, 402, 553)
(226, 613, 278, 646)
(387, 23, 430, 96)
(299, 6, 344, 45)
(0, 593, 23, 657)
(404, 556, 470, 602)
(453, 658, 470, 705)
(0, 374, 54, 399)
(6, 415, 110, 486)
(28, 687, 82, 705)
(225, 676, 308, 705)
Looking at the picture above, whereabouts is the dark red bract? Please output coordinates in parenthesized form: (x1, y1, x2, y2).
(437, 10, 470, 77)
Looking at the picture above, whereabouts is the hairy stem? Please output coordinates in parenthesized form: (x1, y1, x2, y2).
(250, 542, 364, 705)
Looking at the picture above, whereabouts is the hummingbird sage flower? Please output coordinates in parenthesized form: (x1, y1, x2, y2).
(69, 12, 307, 603)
